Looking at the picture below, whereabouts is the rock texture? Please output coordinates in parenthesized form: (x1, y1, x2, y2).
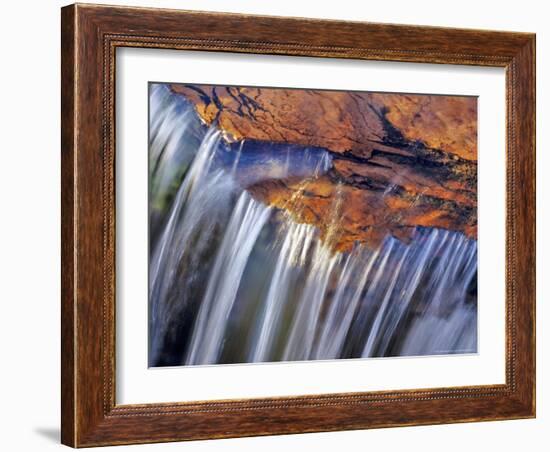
(171, 84, 477, 251)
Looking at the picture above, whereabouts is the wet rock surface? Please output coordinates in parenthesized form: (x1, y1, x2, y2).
(170, 84, 477, 251)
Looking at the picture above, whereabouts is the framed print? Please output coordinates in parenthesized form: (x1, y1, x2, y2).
(61, 3, 536, 447)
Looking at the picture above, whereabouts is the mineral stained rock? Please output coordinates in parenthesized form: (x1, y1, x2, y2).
(170, 84, 477, 251)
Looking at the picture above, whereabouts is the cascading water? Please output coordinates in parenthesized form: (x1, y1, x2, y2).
(185, 192, 273, 365)
(149, 84, 478, 367)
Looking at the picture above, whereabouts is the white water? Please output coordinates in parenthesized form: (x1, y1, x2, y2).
(248, 221, 317, 363)
(148, 84, 478, 367)
(185, 192, 272, 365)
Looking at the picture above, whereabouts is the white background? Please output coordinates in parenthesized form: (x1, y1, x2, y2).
(0, 0, 546, 451)
(118, 49, 505, 404)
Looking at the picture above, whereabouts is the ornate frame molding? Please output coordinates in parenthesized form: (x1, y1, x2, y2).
(61, 4, 535, 447)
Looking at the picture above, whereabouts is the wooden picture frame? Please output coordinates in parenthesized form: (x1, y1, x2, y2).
(61, 3, 536, 447)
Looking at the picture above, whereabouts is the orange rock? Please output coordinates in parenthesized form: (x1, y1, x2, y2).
(171, 84, 477, 251)
(370, 93, 477, 161)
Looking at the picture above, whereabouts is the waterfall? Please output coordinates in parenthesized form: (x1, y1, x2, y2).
(313, 245, 381, 360)
(282, 243, 342, 361)
(149, 84, 478, 367)
(185, 192, 272, 365)
(148, 127, 232, 363)
(248, 221, 317, 363)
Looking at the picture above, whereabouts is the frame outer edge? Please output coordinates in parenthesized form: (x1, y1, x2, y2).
(60, 3, 536, 447)
(514, 35, 536, 416)
(531, 35, 536, 418)
(61, 4, 77, 448)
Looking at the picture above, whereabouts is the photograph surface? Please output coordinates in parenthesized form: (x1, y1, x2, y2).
(148, 82, 478, 367)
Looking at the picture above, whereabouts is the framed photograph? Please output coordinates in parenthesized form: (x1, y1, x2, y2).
(61, 3, 536, 447)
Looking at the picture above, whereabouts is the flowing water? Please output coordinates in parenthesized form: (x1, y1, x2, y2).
(148, 84, 478, 367)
